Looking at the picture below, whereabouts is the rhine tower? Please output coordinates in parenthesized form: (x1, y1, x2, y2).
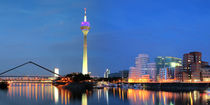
(81, 8, 90, 74)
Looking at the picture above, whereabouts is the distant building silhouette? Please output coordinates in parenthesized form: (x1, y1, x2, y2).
(109, 70, 129, 78)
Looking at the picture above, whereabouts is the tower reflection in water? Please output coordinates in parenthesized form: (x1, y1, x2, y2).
(82, 93, 87, 105)
(7, 83, 90, 105)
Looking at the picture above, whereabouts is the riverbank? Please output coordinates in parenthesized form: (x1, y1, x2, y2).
(129, 83, 210, 91)
(63, 82, 93, 92)
(54, 81, 210, 92)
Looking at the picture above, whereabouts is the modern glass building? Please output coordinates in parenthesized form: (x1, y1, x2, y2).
(155, 56, 182, 80)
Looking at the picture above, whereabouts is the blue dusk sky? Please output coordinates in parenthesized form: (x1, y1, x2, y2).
(0, 0, 209, 76)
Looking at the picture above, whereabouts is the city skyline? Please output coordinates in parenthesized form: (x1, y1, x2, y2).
(0, 1, 209, 105)
(0, 0, 209, 76)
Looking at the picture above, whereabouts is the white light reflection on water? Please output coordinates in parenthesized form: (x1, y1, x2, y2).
(7, 83, 66, 104)
(54, 86, 59, 103)
(97, 89, 102, 101)
(104, 88, 109, 105)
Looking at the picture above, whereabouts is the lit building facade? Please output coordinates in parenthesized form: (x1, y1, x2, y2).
(183, 52, 202, 80)
(136, 54, 149, 76)
(128, 67, 140, 82)
(155, 56, 182, 81)
(176, 52, 210, 82)
(159, 67, 176, 82)
(147, 63, 156, 81)
(201, 65, 210, 81)
(128, 54, 156, 83)
(175, 66, 185, 81)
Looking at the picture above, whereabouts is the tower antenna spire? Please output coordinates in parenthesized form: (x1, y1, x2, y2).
(84, 8, 87, 22)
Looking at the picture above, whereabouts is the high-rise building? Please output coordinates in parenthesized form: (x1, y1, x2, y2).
(104, 69, 110, 78)
(183, 52, 202, 79)
(81, 8, 90, 75)
(176, 51, 209, 82)
(128, 54, 156, 82)
(147, 63, 156, 81)
(135, 54, 149, 76)
(155, 56, 182, 80)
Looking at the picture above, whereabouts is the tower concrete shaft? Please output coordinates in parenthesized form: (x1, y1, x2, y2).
(81, 8, 90, 75)
(82, 32, 88, 74)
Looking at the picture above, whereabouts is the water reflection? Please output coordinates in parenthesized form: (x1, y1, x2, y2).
(108, 88, 210, 105)
(82, 93, 87, 105)
(3, 83, 210, 105)
(7, 83, 91, 105)
(54, 86, 59, 103)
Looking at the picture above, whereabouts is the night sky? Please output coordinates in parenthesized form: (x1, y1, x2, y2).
(0, 0, 209, 76)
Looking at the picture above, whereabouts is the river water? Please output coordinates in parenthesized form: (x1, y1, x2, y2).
(0, 83, 209, 105)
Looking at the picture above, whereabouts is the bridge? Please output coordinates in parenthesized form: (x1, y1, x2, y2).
(0, 61, 62, 83)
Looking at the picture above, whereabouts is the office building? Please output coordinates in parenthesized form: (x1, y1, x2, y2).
(155, 56, 182, 80)
(147, 63, 156, 81)
(128, 54, 156, 82)
(177, 52, 209, 82)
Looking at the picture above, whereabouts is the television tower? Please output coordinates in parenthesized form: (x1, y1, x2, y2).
(81, 8, 90, 75)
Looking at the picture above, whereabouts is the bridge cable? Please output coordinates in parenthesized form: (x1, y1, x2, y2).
(0, 61, 61, 77)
